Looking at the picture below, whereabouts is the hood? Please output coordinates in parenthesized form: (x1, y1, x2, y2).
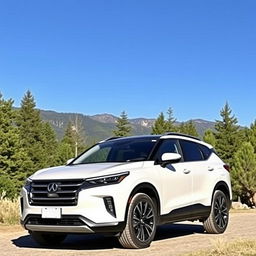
(30, 162, 144, 180)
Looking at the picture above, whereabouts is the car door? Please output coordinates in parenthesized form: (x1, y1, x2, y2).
(152, 139, 193, 214)
(179, 140, 209, 205)
(191, 143, 217, 205)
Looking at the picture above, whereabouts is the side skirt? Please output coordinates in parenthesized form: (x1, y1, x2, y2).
(159, 204, 211, 225)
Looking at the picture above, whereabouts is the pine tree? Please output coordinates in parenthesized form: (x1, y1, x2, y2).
(61, 116, 86, 157)
(41, 122, 58, 166)
(151, 112, 168, 134)
(17, 91, 57, 172)
(232, 142, 256, 206)
(178, 120, 198, 137)
(113, 111, 132, 137)
(214, 103, 240, 165)
(56, 141, 73, 165)
(165, 107, 177, 132)
(62, 122, 74, 146)
(203, 129, 216, 147)
(0, 94, 33, 197)
(246, 120, 256, 152)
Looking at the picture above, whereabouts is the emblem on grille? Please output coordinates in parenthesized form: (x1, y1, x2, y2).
(47, 183, 59, 193)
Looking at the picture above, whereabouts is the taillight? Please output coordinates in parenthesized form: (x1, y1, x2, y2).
(223, 164, 230, 172)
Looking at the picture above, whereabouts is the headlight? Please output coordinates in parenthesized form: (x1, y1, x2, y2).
(85, 172, 129, 186)
(24, 178, 32, 191)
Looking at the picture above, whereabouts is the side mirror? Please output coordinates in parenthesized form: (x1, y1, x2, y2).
(160, 153, 181, 167)
(66, 158, 74, 165)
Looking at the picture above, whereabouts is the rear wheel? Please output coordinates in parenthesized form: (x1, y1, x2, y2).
(30, 231, 67, 246)
(203, 190, 229, 234)
(118, 193, 157, 249)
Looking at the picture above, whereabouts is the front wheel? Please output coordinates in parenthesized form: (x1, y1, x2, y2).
(30, 231, 67, 246)
(118, 193, 157, 249)
(203, 190, 229, 234)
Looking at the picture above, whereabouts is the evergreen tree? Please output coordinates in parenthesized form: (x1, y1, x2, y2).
(62, 122, 74, 146)
(41, 122, 58, 166)
(17, 91, 57, 172)
(165, 107, 177, 132)
(151, 112, 168, 134)
(61, 117, 86, 157)
(214, 103, 240, 165)
(232, 142, 256, 206)
(203, 129, 216, 147)
(113, 111, 132, 137)
(56, 142, 73, 165)
(0, 94, 33, 197)
(246, 120, 256, 152)
(178, 120, 198, 137)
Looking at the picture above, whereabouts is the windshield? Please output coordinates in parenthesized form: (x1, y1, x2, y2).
(71, 137, 158, 164)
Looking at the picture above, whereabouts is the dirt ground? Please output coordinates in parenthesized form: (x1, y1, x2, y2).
(0, 212, 255, 256)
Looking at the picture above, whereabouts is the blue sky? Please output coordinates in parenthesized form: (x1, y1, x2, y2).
(0, 0, 255, 126)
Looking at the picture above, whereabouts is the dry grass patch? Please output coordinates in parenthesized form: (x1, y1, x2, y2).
(0, 195, 20, 225)
(185, 239, 256, 256)
(230, 208, 256, 214)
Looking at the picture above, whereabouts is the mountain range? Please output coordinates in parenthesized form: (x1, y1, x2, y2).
(39, 109, 215, 145)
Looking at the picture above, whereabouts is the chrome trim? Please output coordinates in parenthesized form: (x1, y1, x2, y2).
(25, 224, 94, 233)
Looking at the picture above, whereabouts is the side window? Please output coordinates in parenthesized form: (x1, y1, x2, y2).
(180, 140, 203, 162)
(153, 139, 180, 161)
(198, 144, 212, 160)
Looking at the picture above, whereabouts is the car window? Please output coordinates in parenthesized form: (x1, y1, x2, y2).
(82, 146, 111, 163)
(72, 138, 157, 164)
(180, 140, 204, 162)
(153, 139, 180, 161)
(198, 144, 212, 160)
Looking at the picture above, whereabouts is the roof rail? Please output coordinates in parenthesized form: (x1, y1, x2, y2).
(99, 136, 121, 143)
(162, 132, 201, 141)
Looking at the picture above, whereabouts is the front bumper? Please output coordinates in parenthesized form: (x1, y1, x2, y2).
(20, 183, 129, 234)
(21, 214, 125, 234)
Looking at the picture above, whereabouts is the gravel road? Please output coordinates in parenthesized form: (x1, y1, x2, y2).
(0, 212, 255, 256)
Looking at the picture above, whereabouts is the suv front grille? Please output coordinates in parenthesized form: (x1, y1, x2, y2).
(30, 179, 85, 206)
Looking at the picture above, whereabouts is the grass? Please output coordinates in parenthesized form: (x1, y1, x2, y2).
(0, 193, 20, 225)
(184, 239, 256, 256)
(230, 208, 256, 213)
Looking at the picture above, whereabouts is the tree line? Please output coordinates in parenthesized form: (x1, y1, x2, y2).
(0, 91, 255, 206)
(103, 106, 256, 207)
(0, 91, 86, 198)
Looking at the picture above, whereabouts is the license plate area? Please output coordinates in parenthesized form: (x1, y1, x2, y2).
(41, 207, 61, 219)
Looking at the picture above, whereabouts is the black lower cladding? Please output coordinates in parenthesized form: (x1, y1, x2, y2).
(22, 214, 125, 234)
(159, 204, 211, 224)
(25, 215, 85, 226)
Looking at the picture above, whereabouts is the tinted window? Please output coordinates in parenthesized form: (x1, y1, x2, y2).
(198, 144, 211, 160)
(72, 138, 157, 164)
(153, 139, 180, 161)
(180, 140, 203, 162)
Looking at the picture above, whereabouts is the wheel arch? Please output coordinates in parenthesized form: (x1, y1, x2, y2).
(125, 182, 161, 221)
(212, 181, 231, 208)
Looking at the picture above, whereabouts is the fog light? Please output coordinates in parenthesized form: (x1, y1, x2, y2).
(104, 197, 116, 218)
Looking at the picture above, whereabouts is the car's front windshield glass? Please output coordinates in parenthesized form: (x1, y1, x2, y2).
(71, 137, 158, 164)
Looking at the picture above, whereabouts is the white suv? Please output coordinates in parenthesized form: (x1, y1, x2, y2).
(20, 133, 232, 249)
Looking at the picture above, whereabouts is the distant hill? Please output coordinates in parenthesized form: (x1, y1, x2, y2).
(39, 109, 215, 144)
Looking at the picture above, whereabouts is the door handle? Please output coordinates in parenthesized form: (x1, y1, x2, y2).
(183, 169, 191, 174)
(208, 167, 214, 171)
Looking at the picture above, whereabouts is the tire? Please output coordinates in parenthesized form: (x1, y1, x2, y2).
(118, 193, 157, 249)
(203, 190, 229, 234)
(30, 231, 67, 246)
